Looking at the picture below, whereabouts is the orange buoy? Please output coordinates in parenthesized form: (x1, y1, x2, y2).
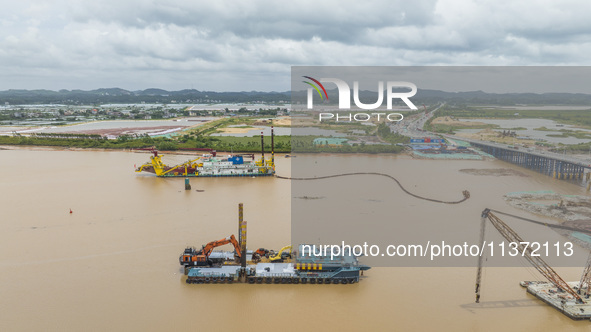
(69, 209, 73, 214)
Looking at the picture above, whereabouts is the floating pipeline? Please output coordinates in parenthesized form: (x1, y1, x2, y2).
(276, 172, 470, 205)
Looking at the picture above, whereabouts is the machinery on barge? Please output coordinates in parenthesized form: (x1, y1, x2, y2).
(135, 128, 275, 177)
(180, 204, 370, 285)
(476, 208, 591, 321)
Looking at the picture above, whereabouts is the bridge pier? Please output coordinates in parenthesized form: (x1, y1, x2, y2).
(470, 141, 589, 182)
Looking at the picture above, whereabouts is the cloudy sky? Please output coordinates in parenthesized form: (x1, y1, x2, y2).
(1, 0, 590, 92)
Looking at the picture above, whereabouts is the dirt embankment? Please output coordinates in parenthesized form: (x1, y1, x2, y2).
(454, 128, 534, 145)
(431, 117, 487, 127)
(503, 191, 591, 249)
(216, 127, 262, 134)
(460, 168, 529, 177)
(505, 191, 591, 222)
(272, 117, 291, 126)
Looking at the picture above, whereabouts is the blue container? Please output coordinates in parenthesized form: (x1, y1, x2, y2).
(228, 156, 244, 165)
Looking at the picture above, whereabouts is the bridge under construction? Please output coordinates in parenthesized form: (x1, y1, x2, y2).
(455, 137, 591, 181)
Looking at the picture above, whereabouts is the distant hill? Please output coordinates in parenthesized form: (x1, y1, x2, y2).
(0, 88, 291, 105)
(293, 88, 591, 106)
(1, 87, 591, 106)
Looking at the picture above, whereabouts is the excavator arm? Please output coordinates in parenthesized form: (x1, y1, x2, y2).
(200, 234, 242, 259)
(181, 234, 242, 267)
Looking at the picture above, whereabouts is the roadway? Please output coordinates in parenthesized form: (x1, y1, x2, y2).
(389, 103, 443, 138)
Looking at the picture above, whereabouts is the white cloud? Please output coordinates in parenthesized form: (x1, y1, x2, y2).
(0, 0, 590, 91)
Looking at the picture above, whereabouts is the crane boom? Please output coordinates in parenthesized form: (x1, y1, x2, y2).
(475, 209, 487, 303)
(579, 253, 591, 297)
(477, 208, 583, 303)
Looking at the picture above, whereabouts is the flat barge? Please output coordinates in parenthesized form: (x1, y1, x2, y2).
(185, 245, 370, 284)
(521, 281, 591, 320)
(478, 209, 591, 321)
(180, 204, 370, 285)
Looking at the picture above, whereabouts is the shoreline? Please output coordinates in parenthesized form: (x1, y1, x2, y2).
(0, 144, 413, 157)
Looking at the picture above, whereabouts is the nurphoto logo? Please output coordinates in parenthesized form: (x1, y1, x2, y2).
(303, 76, 418, 110)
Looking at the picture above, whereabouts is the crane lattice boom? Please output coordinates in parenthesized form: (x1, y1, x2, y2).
(477, 208, 583, 303)
(578, 253, 591, 297)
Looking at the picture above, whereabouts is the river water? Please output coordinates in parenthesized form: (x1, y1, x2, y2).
(1, 147, 590, 331)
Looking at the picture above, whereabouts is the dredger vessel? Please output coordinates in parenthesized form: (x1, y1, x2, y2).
(136, 128, 275, 177)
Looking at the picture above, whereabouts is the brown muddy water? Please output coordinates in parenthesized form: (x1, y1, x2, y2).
(1, 147, 591, 331)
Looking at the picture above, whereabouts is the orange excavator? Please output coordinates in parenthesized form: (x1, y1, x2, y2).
(179, 235, 241, 267)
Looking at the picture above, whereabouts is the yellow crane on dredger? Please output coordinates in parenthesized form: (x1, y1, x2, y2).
(134, 128, 275, 177)
(135, 147, 218, 176)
